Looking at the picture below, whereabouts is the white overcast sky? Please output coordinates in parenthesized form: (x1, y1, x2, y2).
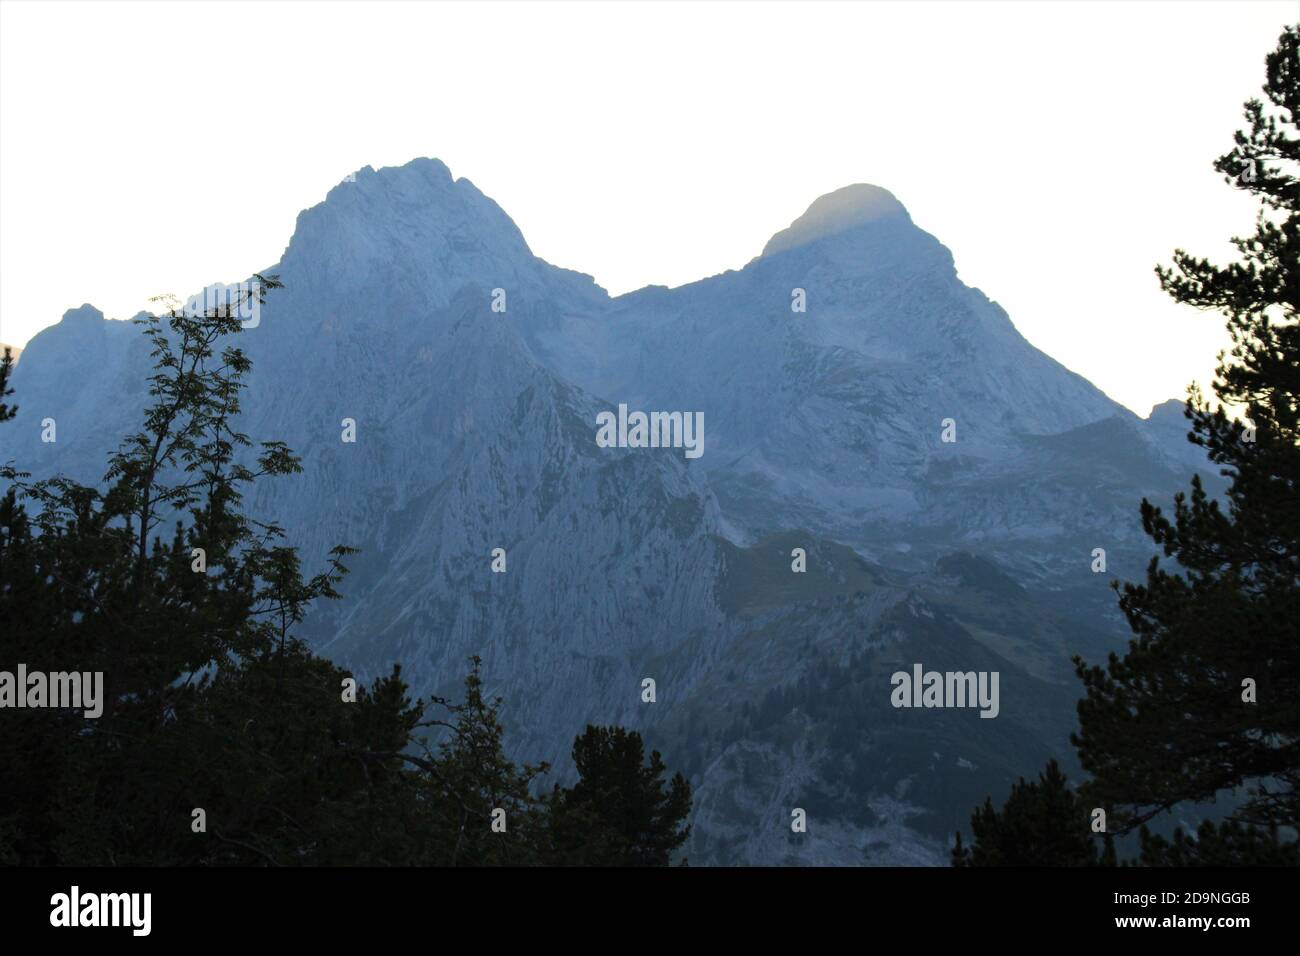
(1, 0, 1295, 415)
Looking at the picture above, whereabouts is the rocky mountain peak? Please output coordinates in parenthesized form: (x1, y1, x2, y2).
(762, 183, 911, 257)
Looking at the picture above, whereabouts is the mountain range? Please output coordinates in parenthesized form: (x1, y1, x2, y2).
(1, 158, 1218, 864)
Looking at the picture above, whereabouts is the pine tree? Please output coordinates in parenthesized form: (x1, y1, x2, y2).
(557, 725, 692, 866)
(423, 657, 551, 865)
(0, 347, 16, 424)
(951, 760, 1112, 866)
(1138, 819, 1300, 866)
(1072, 25, 1300, 835)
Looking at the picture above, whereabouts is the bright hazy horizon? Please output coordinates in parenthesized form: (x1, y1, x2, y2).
(1, 0, 1295, 415)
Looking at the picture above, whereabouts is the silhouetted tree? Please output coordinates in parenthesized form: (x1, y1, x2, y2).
(0, 347, 15, 424)
(952, 760, 1113, 866)
(1073, 25, 1300, 836)
(1138, 819, 1300, 866)
(0, 282, 416, 864)
(557, 725, 692, 865)
(0, 292, 690, 865)
(423, 657, 551, 865)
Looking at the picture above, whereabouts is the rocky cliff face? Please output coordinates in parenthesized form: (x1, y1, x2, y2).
(1, 158, 1214, 864)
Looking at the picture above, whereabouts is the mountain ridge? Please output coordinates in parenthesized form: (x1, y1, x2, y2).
(2, 156, 1216, 864)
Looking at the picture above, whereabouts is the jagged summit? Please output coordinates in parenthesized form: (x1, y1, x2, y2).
(279, 157, 533, 273)
(1147, 398, 1188, 423)
(762, 183, 910, 257)
(274, 157, 604, 311)
(6, 158, 1219, 868)
(59, 304, 105, 325)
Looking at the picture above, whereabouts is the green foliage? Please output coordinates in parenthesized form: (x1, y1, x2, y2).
(0, 288, 690, 865)
(417, 657, 553, 865)
(555, 725, 693, 865)
(0, 347, 15, 424)
(951, 761, 1112, 867)
(959, 26, 1300, 866)
(1072, 25, 1300, 836)
(1138, 820, 1300, 866)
